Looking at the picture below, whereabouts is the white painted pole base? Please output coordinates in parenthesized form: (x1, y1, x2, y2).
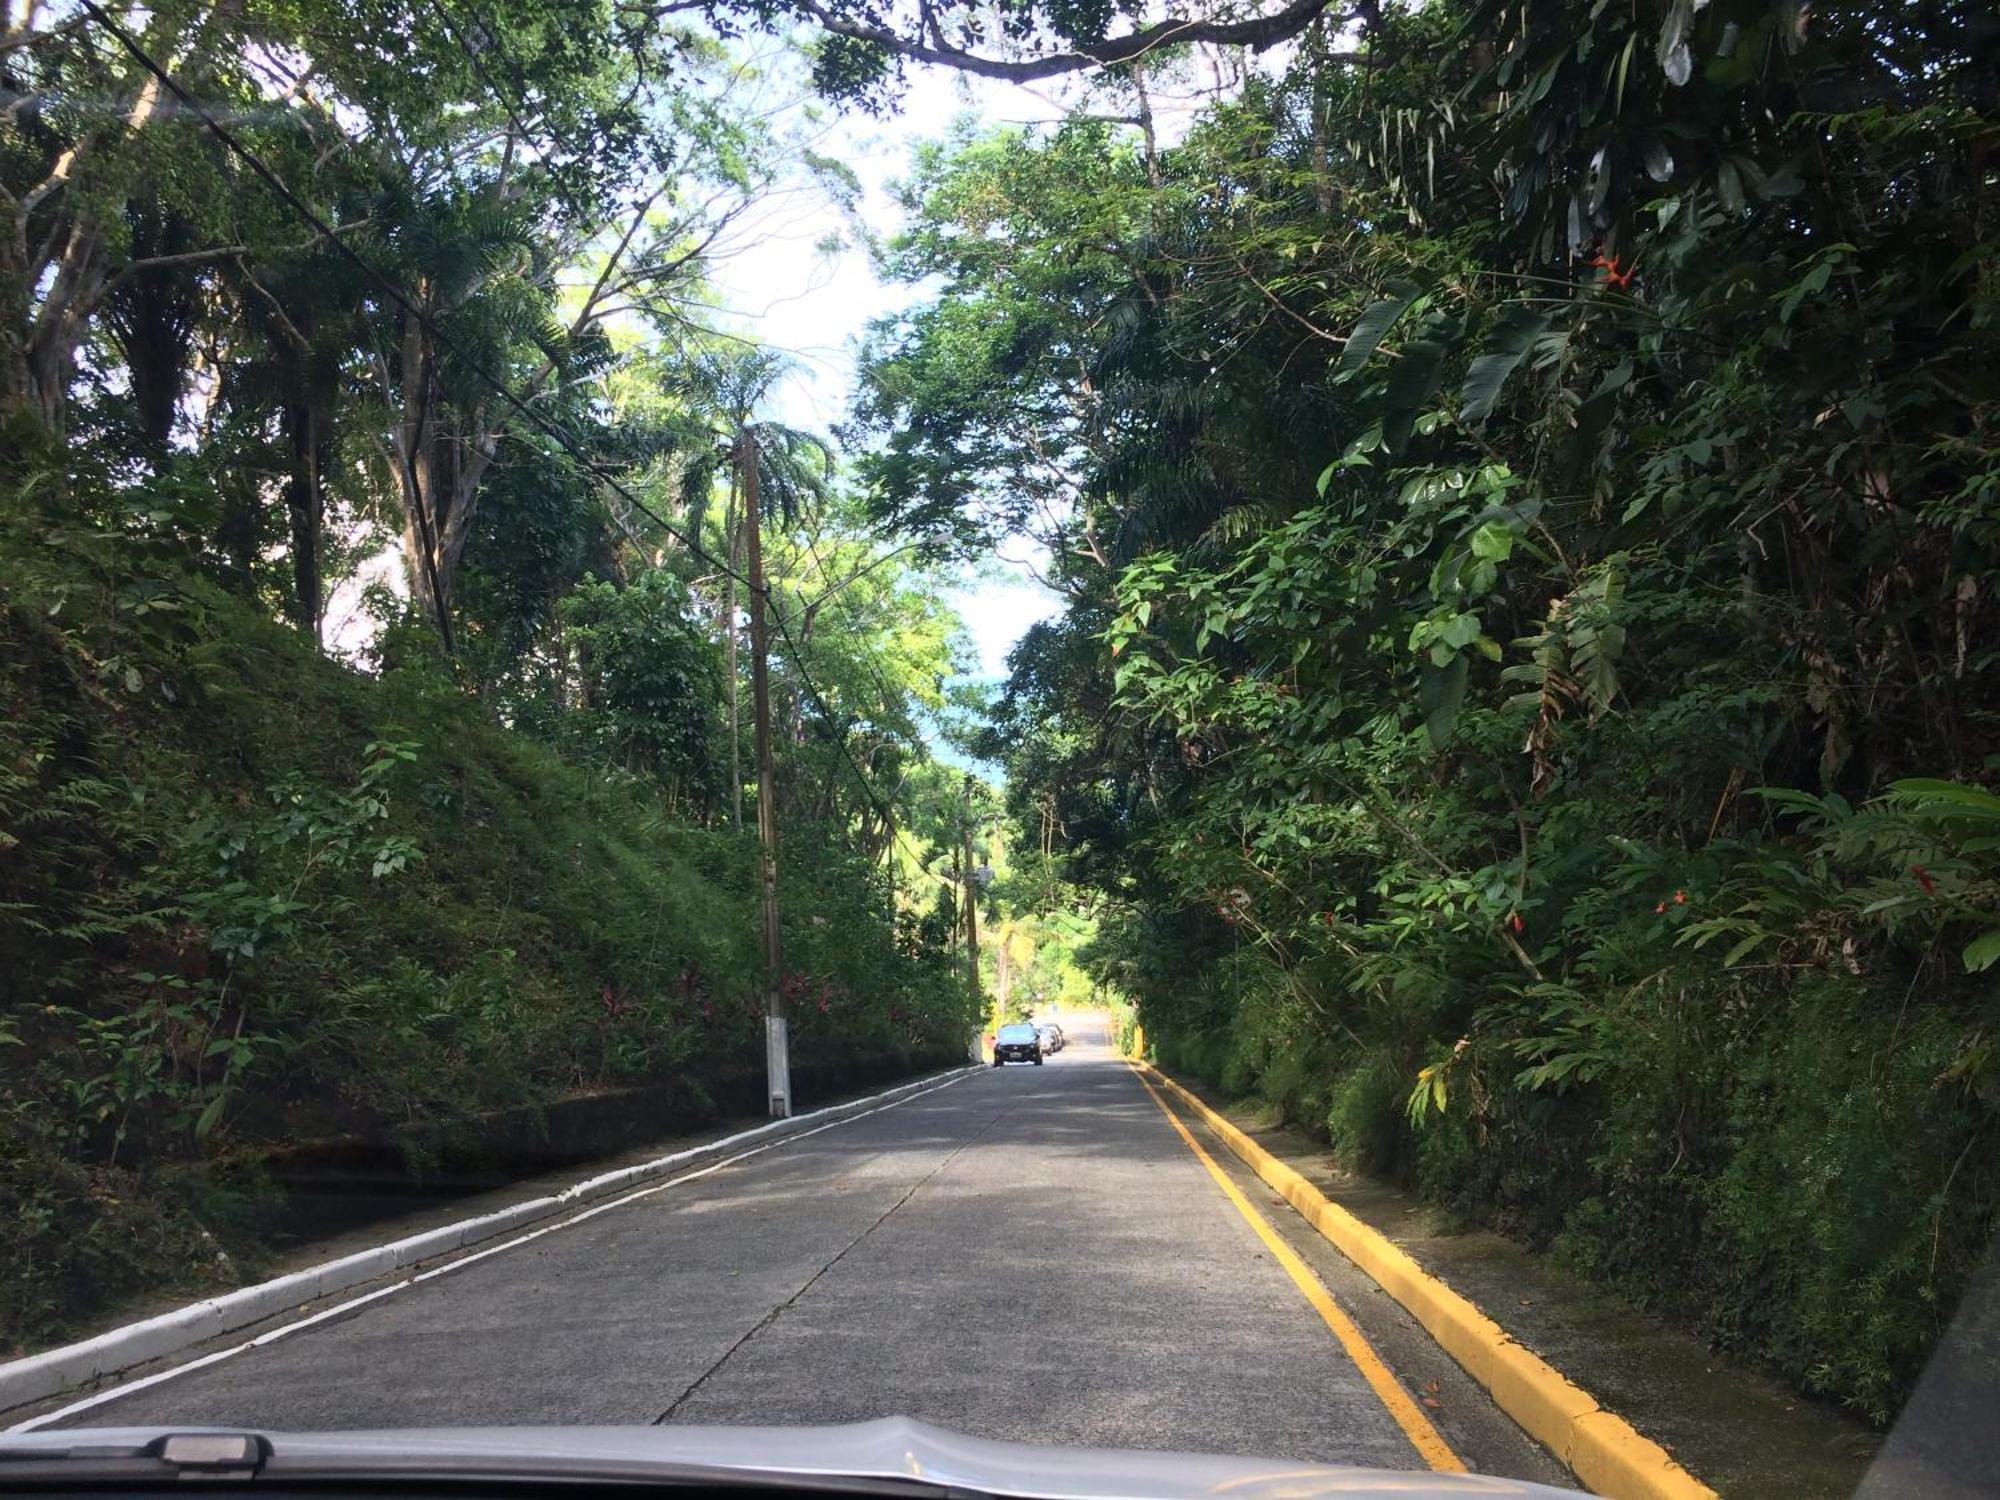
(765, 1014, 792, 1118)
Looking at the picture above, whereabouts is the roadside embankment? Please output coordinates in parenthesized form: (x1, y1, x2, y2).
(0, 506, 976, 1358)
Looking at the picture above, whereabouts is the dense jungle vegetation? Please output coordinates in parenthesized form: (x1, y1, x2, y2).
(853, 0, 2000, 1424)
(0, 0, 996, 1351)
(4, 0, 1997, 1436)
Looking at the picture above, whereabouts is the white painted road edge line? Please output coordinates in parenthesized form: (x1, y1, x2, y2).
(1, 1065, 981, 1427)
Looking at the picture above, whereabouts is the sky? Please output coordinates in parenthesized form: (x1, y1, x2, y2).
(325, 60, 1072, 688)
(694, 60, 1082, 691)
(688, 43, 1246, 686)
(329, 42, 1236, 687)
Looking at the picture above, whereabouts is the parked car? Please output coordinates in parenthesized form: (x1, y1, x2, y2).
(1036, 1023, 1064, 1054)
(992, 1022, 1044, 1065)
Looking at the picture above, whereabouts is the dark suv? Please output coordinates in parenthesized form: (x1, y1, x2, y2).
(992, 1022, 1044, 1066)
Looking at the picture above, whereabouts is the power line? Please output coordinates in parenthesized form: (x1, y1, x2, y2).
(421, 3, 947, 848)
(421, 0, 611, 229)
(75, 1, 707, 553)
(78, 0, 930, 849)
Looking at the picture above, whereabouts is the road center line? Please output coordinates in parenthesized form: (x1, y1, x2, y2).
(8, 1069, 981, 1434)
(1128, 1066, 1466, 1474)
(653, 1089, 1023, 1425)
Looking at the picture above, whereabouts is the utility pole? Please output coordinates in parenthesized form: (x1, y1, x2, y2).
(723, 466, 742, 832)
(961, 774, 982, 1013)
(741, 425, 789, 1117)
(949, 843, 961, 962)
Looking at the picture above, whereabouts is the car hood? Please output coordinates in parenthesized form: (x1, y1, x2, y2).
(0, 1417, 1576, 1499)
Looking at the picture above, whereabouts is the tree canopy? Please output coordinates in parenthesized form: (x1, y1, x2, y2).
(1, 0, 993, 1348)
(856, 0, 2000, 1423)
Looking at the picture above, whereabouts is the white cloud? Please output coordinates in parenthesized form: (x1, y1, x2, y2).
(950, 568, 1066, 682)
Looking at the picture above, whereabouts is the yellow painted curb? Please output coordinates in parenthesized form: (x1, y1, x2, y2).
(1139, 1064, 1718, 1500)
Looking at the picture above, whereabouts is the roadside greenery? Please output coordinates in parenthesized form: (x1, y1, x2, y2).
(862, 0, 2000, 1422)
(0, 1, 988, 1353)
(0, 474, 977, 1350)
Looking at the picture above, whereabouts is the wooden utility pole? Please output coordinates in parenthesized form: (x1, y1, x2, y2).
(949, 845, 961, 968)
(741, 426, 789, 1117)
(961, 774, 982, 1012)
(724, 465, 742, 832)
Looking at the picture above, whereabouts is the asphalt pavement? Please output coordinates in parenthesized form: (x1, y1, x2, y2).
(35, 1017, 1572, 1484)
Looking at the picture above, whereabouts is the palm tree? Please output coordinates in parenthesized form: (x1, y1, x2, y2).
(665, 346, 832, 1116)
(666, 348, 833, 829)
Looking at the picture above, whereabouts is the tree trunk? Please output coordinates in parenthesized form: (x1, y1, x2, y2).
(1307, 18, 1337, 215)
(4, 55, 181, 435)
(742, 426, 790, 1118)
(23, 220, 112, 434)
(1133, 59, 1164, 191)
(961, 775, 981, 1008)
(0, 221, 31, 421)
(389, 307, 501, 650)
(285, 397, 325, 642)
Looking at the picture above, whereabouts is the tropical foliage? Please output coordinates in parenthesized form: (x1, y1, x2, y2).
(861, 0, 2000, 1421)
(8, 0, 1998, 1432)
(1, 0, 986, 1351)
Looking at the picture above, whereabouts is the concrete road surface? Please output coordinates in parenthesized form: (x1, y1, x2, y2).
(35, 1016, 1572, 1485)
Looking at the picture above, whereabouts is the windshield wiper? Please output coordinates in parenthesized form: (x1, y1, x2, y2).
(0, 1433, 268, 1486)
(0, 1432, 971, 1498)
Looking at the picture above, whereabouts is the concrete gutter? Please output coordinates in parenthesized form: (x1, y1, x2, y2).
(1138, 1064, 1717, 1500)
(0, 1066, 978, 1418)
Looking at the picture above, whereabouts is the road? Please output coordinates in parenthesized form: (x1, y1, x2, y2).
(35, 1018, 1571, 1485)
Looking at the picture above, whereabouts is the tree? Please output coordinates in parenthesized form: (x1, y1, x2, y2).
(863, 0, 2000, 1420)
(742, 0, 1371, 98)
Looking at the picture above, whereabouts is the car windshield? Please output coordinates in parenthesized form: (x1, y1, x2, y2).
(2, 5, 1992, 1499)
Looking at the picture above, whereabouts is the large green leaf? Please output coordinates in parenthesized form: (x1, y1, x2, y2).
(1418, 654, 1469, 750)
(1885, 779, 2000, 822)
(1383, 338, 1447, 451)
(1964, 928, 2000, 974)
(1337, 283, 1423, 378)
(1459, 303, 1557, 425)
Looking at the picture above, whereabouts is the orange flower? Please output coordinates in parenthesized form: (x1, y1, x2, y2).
(1588, 252, 1637, 289)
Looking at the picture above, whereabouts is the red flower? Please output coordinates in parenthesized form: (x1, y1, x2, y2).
(1509, 912, 1524, 932)
(1655, 902, 1666, 914)
(1589, 252, 1637, 289)
(1911, 863, 1937, 895)
(1673, 890, 1686, 904)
